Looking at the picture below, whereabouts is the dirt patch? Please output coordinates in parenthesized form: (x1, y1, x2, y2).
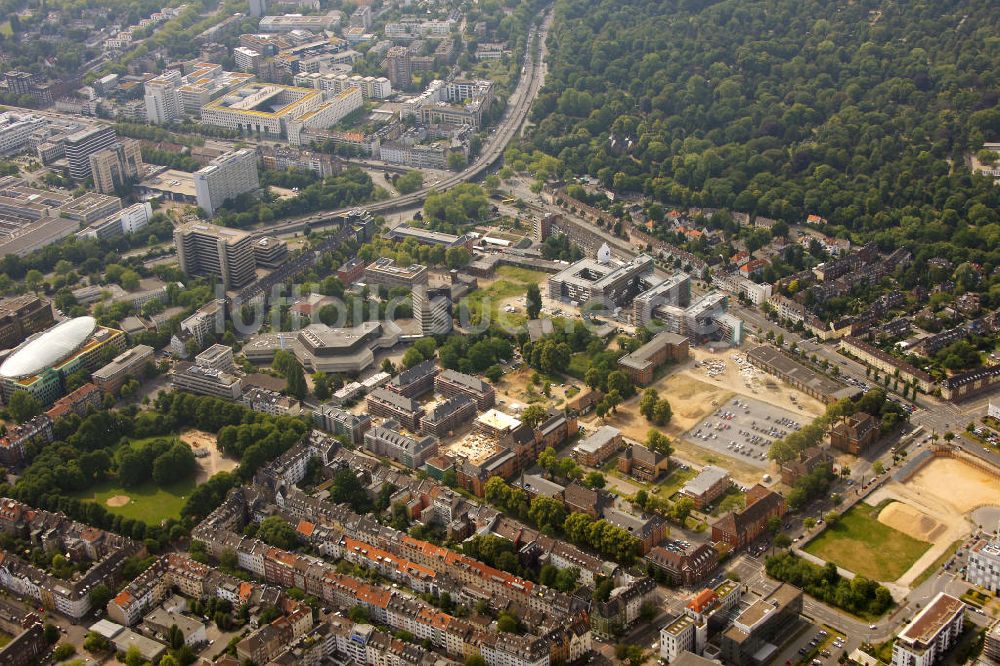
(106, 495, 130, 507)
(904, 457, 1000, 513)
(865, 455, 999, 588)
(878, 501, 947, 542)
(493, 366, 572, 413)
(683, 347, 825, 418)
(179, 429, 238, 482)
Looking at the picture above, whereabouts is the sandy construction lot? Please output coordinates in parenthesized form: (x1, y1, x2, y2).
(180, 429, 238, 482)
(493, 366, 575, 414)
(904, 457, 1000, 513)
(866, 456, 1000, 587)
(685, 347, 825, 418)
(878, 501, 947, 542)
(598, 346, 825, 485)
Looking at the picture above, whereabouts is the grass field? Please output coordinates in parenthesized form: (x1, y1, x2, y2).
(128, 435, 181, 449)
(804, 502, 933, 582)
(654, 466, 697, 497)
(463, 266, 549, 329)
(0, 22, 12, 37)
(72, 477, 196, 524)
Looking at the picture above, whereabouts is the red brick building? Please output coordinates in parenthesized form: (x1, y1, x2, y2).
(710, 485, 786, 550)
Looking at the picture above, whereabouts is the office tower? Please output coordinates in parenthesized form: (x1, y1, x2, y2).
(143, 70, 183, 124)
(194, 148, 260, 216)
(174, 221, 257, 289)
(413, 286, 452, 335)
(89, 139, 144, 194)
(386, 47, 412, 88)
(65, 125, 118, 181)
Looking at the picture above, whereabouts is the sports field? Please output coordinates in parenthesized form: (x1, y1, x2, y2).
(804, 502, 932, 582)
(73, 477, 196, 524)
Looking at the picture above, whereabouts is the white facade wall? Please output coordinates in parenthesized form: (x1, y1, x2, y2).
(120, 201, 154, 234)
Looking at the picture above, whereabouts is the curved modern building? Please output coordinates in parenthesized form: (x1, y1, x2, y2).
(0, 316, 126, 405)
(242, 321, 401, 374)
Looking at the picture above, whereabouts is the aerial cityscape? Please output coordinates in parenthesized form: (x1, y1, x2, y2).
(0, 0, 996, 665)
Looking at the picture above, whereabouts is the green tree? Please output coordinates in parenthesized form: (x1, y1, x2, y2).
(395, 170, 424, 194)
(520, 404, 549, 429)
(526, 283, 542, 319)
(402, 346, 426, 368)
(7, 391, 41, 423)
(257, 516, 299, 549)
(89, 584, 113, 612)
(445, 246, 471, 269)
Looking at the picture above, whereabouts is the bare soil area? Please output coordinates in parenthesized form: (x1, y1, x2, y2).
(180, 428, 238, 482)
(865, 456, 999, 587)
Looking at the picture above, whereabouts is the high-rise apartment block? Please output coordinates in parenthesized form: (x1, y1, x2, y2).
(65, 125, 118, 181)
(174, 221, 257, 289)
(386, 47, 411, 88)
(144, 70, 183, 124)
(89, 139, 144, 194)
(194, 148, 260, 216)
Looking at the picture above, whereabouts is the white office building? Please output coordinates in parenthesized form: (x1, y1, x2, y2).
(968, 536, 1000, 594)
(0, 113, 46, 157)
(120, 202, 154, 235)
(194, 148, 260, 216)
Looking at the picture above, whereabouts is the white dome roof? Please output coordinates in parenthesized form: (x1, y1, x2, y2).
(0, 316, 98, 379)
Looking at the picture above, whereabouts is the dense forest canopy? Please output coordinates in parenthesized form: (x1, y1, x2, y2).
(530, 0, 1000, 255)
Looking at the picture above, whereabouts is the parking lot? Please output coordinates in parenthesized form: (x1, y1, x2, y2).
(683, 396, 804, 469)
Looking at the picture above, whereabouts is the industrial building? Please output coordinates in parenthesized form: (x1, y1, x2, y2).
(200, 83, 362, 145)
(747, 345, 860, 404)
(617, 331, 689, 385)
(0, 294, 54, 350)
(143, 64, 255, 124)
(435, 369, 496, 410)
(364, 419, 439, 468)
(92, 344, 155, 393)
(363, 257, 429, 288)
(413, 286, 453, 336)
(258, 12, 341, 32)
(65, 125, 118, 181)
(169, 361, 243, 400)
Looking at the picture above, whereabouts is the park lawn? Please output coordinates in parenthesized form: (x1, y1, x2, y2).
(72, 477, 197, 524)
(804, 502, 932, 582)
(0, 22, 12, 37)
(127, 435, 181, 449)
